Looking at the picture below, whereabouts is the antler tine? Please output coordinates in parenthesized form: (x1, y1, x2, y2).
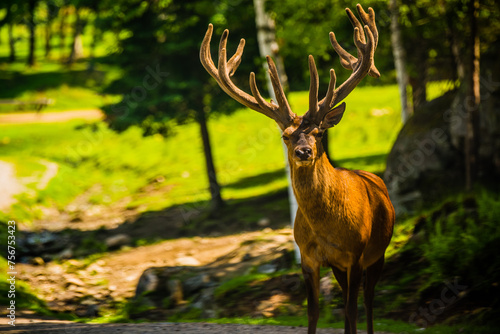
(332, 25, 374, 104)
(200, 24, 295, 128)
(227, 38, 245, 76)
(317, 68, 336, 116)
(305, 5, 378, 125)
(331, 6, 380, 78)
(200, 24, 219, 80)
(308, 55, 319, 116)
(357, 5, 378, 48)
(266, 56, 294, 119)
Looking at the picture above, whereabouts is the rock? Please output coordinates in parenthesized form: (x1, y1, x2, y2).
(192, 286, 217, 318)
(257, 263, 277, 274)
(105, 234, 131, 249)
(31, 257, 45, 265)
(319, 272, 334, 304)
(384, 91, 460, 215)
(183, 274, 211, 295)
(175, 256, 200, 266)
(167, 279, 184, 306)
(384, 87, 500, 214)
(64, 275, 85, 287)
(242, 253, 252, 261)
(85, 304, 100, 317)
(135, 268, 160, 298)
(58, 248, 73, 259)
(258, 217, 270, 227)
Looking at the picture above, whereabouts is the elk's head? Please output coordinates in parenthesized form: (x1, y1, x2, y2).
(280, 102, 346, 166)
(200, 4, 379, 167)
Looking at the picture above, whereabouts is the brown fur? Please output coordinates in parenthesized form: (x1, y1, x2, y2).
(284, 116, 395, 334)
(200, 6, 392, 332)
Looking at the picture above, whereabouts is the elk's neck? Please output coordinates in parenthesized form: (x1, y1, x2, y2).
(289, 153, 343, 207)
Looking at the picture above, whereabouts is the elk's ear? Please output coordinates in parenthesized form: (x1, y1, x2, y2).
(320, 102, 346, 129)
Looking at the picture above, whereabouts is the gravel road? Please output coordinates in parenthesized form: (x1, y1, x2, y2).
(1, 322, 395, 334)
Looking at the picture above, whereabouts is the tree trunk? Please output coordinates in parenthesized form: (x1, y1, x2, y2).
(45, 19, 52, 57)
(45, 3, 57, 58)
(196, 108, 225, 212)
(27, 0, 37, 67)
(445, 10, 465, 82)
(59, 6, 70, 61)
(465, 0, 481, 190)
(8, 23, 16, 63)
(88, 13, 100, 71)
(390, 0, 411, 123)
(253, 0, 300, 263)
(410, 49, 427, 111)
(68, 8, 84, 64)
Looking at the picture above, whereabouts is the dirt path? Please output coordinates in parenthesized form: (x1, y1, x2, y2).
(1, 321, 394, 333)
(16, 230, 292, 314)
(0, 109, 94, 209)
(0, 160, 25, 210)
(0, 109, 102, 124)
(0, 159, 59, 210)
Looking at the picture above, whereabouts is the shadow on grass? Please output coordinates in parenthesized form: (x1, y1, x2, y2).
(0, 69, 109, 99)
(334, 153, 387, 176)
(223, 153, 387, 192)
(17, 153, 388, 261)
(224, 168, 286, 190)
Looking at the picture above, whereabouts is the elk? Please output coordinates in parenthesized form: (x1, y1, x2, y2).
(200, 4, 395, 334)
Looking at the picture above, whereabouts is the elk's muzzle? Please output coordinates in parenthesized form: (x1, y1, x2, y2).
(295, 147, 312, 161)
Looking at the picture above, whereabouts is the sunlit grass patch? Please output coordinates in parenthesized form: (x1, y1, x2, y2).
(1, 85, 402, 223)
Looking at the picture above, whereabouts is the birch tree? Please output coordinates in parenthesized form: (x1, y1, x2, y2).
(253, 0, 300, 263)
(390, 0, 410, 123)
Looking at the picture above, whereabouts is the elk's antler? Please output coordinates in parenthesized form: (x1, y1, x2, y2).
(304, 4, 379, 126)
(200, 24, 296, 128)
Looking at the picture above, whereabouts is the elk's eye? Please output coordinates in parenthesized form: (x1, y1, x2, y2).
(316, 132, 323, 138)
(282, 135, 289, 141)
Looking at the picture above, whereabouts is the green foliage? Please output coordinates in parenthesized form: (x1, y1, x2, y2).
(397, 0, 500, 84)
(268, 0, 395, 90)
(421, 191, 500, 284)
(214, 273, 270, 298)
(101, 0, 256, 135)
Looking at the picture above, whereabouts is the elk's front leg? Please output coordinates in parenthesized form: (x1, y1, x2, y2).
(346, 263, 363, 334)
(364, 256, 385, 334)
(301, 258, 320, 334)
(331, 265, 350, 334)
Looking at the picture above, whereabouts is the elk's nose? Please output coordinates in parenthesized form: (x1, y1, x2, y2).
(295, 147, 312, 160)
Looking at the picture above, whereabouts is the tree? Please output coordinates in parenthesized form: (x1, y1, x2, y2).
(384, 0, 500, 202)
(102, 0, 259, 212)
(59, 3, 68, 61)
(465, 0, 480, 189)
(253, 0, 300, 263)
(389, 0, 410, 122)
(0, 1, 19, 63)
(44, 0, 59, 58)
(7, 23, 16, 62)
(27, 0, 38, 67)
(67, 4, 85, 63)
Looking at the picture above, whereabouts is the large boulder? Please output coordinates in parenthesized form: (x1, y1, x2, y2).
(384, 87, 500, 215)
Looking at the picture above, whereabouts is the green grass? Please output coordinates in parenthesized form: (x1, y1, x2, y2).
(167, 315, 496, 334)
(0, 254, 55, 317)
(0, 18, 122, 113)
(0, 84, 405, 223)
(0, 61, 122, 112)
